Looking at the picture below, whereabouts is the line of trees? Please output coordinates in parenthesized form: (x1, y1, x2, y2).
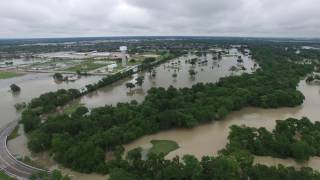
(108, 152, 320, 180)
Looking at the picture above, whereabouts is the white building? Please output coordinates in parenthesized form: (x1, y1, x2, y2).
(107, 63, 118, 72)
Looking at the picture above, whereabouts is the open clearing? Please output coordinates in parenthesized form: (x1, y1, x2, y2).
(149, 140, 179, 156)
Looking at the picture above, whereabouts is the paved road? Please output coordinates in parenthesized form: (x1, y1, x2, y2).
(0, 121, 47, 179)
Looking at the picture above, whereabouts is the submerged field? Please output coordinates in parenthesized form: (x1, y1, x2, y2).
(0, 71, 21, 79)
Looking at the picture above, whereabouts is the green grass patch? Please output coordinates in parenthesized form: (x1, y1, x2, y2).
(0, 71, 21, 79)
(7, 125, 19, 140)
(64, 60, 105, 72)
(0, 172, 15, 180)
(64, 103, 85, 115)
(148, 140, 179, 156)
(21, 156, 46, 170)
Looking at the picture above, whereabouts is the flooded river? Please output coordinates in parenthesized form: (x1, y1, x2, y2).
(5, 48, 320, 178)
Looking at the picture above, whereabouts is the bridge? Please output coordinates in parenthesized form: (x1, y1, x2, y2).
(0, 121, 48, 179)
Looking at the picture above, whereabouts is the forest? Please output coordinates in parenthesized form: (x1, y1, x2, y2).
(19, 43, 318, 176)
(107, 152, 320, 180)
(226, 117, 320, 162)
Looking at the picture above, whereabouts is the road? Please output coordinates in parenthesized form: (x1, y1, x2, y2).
(0, 121, 47, 179)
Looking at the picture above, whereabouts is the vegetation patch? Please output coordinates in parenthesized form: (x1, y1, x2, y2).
(21, 156, 46, 170)
(30, 170, 70, 180)
(64, 60, 106, 72)
(7, 125, 20, 140)
(0, 71, 21, 79)
(63, 103, 85, 115)
(226, 117, 320, 162)
(0, 172, 15, 180)
(148, 140, 179, 156)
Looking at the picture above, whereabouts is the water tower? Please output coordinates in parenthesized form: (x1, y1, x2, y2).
(120, 46, 127, 67)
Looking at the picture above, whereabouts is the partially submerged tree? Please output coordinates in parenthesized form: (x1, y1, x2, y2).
(53, 73, 64, 81)
(125, 82, 135, 91)
(188, 69, 197, 77)
(229, 66, 238, 74)
(135, 76, 145, 87)
(10, 84, 21, 93)
(14, 102, 26, 111)
(172, 72, 178, 78)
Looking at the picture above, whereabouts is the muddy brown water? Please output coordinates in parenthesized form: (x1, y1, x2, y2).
(80, 49, 255, 108)
(124, 80, 320, 170)
(0, 73, 104, 179)
(6, 49, 320, 178)
(0, 73, 101, 128)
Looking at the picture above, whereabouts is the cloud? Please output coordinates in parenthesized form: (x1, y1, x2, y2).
(0, 0, 319, 38)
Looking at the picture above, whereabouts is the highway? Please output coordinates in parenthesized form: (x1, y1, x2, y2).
(0, 121, 48, 179)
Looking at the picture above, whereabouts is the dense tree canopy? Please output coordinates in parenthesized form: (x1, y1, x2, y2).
(108, 152, 320, 180)
(226, 117, 320, 162)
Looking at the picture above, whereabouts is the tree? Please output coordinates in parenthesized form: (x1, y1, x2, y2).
(306, 75, 314, 83)
(71, 106, 89, 118)
(135, 76, 144, 87)
(10, 84, 21, 92)
(172, 73, 177, 78)
(188, 69, 197, 77)
(237, 56, 243, 63)
(126, 147, 142, 161)
(229, 66, 237, 74)
(290, 141, 315, 162)
(182, 155, 202, 179)
(109, 168, 136, 180)
(190, 58, 197, 66)
(125, 82, 135, 91)
(53, 73, 64, 81)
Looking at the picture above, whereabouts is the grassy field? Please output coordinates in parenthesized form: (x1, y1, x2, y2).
(0, 71, 21, 79)
(0, 172, 15, 180)
(64, 103, 85, 115)
(64, 60, 106, 72)
(149, 140, 179, 156)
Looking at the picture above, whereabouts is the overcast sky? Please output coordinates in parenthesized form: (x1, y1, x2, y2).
(0, 0, 319, 38)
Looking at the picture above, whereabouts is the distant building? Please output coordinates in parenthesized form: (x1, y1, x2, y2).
(120, 46, 128, 66)
(107, 63, 118, 72)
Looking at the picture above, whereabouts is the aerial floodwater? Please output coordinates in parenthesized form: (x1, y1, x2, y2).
(7, 48, 257, 179)
(0, 73, 101, 128)
(124, 80, 320, 170)
(5, 48, 320, 179)
(80, 48, 255, 107)
(2, 0, 320, 178)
